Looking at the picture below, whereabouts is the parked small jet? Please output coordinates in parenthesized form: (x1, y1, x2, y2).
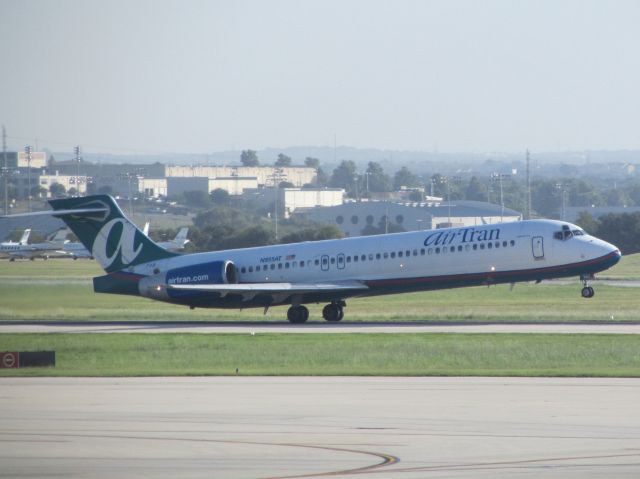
(6, 195, 621, 322)
(0, 228, 67, 261)
(143, 222, 190, 251)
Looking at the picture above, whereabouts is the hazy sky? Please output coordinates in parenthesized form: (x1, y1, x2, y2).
(1, 0, 639, 154)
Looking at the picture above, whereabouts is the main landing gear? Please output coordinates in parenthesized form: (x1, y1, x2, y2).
(581, 275, 595, 298)
(287, 305, 309, 324)
(285, 301, 346, 323)
(322, 301, 345, 322)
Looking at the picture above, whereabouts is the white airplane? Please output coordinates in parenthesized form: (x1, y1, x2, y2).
(0, 229, 32, 259)
(0, 228, 68, 261)
(8, 194, 621, 322)
(144, 222, 190, 252)
(157, 227, 190, 252)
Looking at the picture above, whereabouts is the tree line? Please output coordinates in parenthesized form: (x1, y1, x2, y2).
(239, 150, 640, 219)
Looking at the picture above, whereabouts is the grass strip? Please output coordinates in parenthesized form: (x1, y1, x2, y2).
(0, 281, 636, 322)
(1, 333, 639, 377)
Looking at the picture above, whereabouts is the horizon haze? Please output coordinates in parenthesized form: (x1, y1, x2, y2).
(1, 0, 639, 156)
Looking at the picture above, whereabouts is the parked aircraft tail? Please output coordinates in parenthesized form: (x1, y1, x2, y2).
(48, 195, 177, 273)
(174, 227, 190, 245)
(47, 228, 69, 244)
(18, 229, 31, 245)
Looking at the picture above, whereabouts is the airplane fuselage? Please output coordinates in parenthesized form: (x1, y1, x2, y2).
(122, 219, 619, 309)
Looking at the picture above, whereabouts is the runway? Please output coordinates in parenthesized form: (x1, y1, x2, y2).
(2, 320, 640, 334)
(1, 377, 639, 478)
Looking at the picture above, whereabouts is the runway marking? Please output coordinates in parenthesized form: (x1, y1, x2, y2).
(2, 431, 399, 479)
(363, 450, 640, 474)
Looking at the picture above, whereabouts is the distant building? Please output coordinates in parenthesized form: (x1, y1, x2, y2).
(87, 164, 317, 198)
(138, 177, 167, 198)
(164, 165, 316, 188)
(166, 176, 259, 197)
(243, 187, 345, 218)
(210, 177, 259, 195)
(39, 173, 89, 197)
(298, 200, 522, 237)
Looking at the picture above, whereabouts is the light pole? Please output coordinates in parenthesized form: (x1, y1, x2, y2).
(271, 167, 286, 240)
(2, 126, 7, 215)
(491, 173, 510, 222)
(353, 175, 359, 201)
(555, 182, 567, 221)
(25, 145, 32, 212)
(74, 146, 82, 197)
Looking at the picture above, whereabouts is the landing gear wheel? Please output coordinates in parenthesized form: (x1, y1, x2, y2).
(322, 303, 343, 322)
(581, 286, 595, 298)
(580, 275, 595, 299)
(287, 305, 309, 324)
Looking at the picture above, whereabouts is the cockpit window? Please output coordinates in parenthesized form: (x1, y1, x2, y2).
(554, 224, 578, 241)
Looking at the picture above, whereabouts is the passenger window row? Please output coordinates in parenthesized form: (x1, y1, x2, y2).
(238, 239, 516, 275)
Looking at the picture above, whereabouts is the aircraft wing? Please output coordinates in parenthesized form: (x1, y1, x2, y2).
(167, 280, 368, 302)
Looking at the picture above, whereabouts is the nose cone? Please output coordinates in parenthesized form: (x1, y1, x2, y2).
(598, 239, 622, 268)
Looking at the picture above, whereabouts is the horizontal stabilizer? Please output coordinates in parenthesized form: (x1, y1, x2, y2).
(1, 207, 108, 219)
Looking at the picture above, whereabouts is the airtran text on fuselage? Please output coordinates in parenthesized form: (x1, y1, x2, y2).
(424, 227, 501, 247)
(260, 255, 282, 263)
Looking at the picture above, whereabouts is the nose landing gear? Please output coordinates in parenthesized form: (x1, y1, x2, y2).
(581, 275, 595, 298)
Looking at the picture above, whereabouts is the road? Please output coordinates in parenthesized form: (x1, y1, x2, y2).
(2, 320, 640, 334)
(1, 377, 639, 478)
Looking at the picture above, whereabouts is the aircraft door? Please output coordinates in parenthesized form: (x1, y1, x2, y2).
(337, 253, 345, 269)
(532, 236, 544, 259)
(321, 255, 329, 271)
